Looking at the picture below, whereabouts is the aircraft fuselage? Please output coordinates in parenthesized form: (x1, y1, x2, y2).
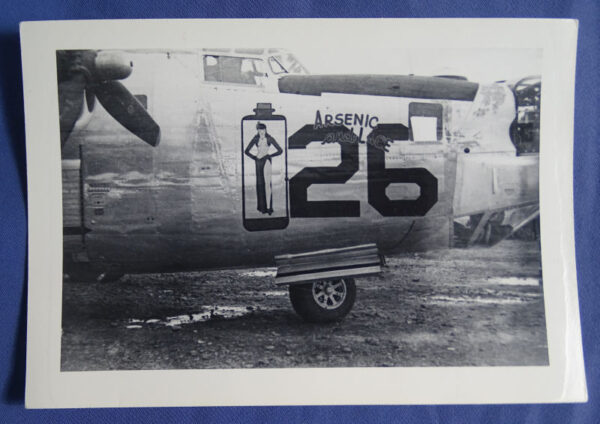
(61, 50, 536, 275)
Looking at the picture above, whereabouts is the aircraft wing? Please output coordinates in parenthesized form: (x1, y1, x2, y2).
(278, 74, 479, 101)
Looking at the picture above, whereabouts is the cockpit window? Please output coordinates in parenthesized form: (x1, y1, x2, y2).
(268, 53, 309, 75)
(203, 55, 266, 85)
(268, 57, 288, 74)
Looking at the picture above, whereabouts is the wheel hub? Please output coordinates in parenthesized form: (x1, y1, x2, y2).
(312, 279, 347, 310)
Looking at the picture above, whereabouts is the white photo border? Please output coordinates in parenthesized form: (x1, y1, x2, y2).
(20, 18, 585, 408)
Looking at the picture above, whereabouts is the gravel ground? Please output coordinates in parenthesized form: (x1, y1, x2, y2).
(61, 239, 547, 370)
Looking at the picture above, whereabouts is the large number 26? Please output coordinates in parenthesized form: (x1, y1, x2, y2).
(289, 125, 360, 217)
(289, 124, 438, 218)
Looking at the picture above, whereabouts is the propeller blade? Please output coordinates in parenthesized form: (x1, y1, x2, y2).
(94, 80, 161, 147)
(58, 74, 86, 147)
(85, 88, 96, 112)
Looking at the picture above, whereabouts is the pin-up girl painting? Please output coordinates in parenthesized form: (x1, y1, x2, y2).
(244, 122, 283, 215)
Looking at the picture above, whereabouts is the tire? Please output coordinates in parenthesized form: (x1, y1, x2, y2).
(289, 278, 356, 323)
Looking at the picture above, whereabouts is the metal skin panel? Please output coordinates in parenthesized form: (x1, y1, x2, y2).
(453, 155, 539, 217)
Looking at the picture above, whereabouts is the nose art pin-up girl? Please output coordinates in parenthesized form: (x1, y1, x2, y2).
(244, 122, 283, 215)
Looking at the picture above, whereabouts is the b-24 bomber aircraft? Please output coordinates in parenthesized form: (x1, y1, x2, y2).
(58, 48, 541, 322)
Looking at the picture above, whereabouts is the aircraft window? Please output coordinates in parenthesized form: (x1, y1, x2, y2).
(203, 55, 266, 85)
(410, 117, 438, 142)
(269, 57, 287, 74)
(408, 102, 443, 142)
(240, 59, 254, 73)
(269, 53, 309, 75)
(204, 55, 219, 81)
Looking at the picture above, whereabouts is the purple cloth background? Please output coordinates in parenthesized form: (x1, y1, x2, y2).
(1, 1, 598, 422)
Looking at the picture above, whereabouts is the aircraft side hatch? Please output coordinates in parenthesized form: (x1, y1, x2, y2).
(274, 244, 382, 285)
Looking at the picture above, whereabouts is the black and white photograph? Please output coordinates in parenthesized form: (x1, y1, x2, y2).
(20, 19, 584, 408)
(58, 45, 546, 370)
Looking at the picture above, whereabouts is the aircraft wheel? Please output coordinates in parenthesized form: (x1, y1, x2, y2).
(289, 278, 356, 323)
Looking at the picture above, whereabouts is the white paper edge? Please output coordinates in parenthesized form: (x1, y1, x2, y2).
(19, 18, 586, 408)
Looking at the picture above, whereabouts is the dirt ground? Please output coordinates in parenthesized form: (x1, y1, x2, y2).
(61, 239, 548, 370)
